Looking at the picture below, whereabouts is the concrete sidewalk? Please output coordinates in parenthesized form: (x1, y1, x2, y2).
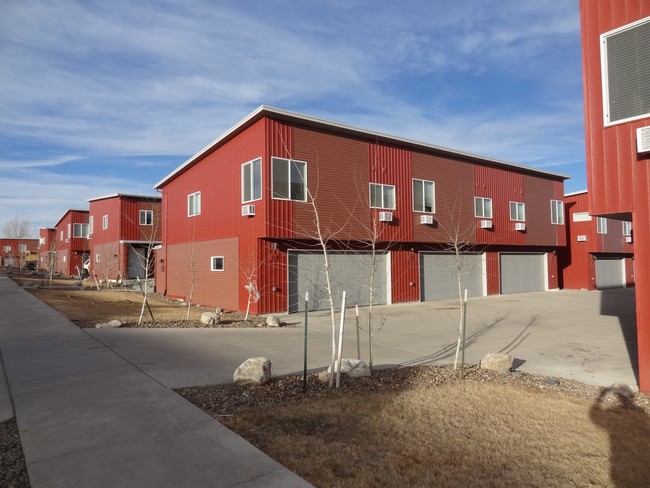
(0, 276, 312, 488)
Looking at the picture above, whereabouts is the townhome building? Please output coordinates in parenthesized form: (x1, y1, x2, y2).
(154, 106, 567, 315)
(560, 190, 634, 290)
(86, 193, 162, 281)
(37, 227, 56, 271)
(0, 238, 38, 267)
(52, 209, 90, 277)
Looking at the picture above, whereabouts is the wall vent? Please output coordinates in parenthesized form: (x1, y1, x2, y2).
(420, 214, 434, 225)
(637, 126, 650, 153)
(241, 205, 255, 217)
(379, 211, 393, 222)
(480, 219, 492, 229)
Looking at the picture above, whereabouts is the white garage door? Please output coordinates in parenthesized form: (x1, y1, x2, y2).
(595, 258, 625, 289)
(420, 253, 485, 301)
(288, 251, 389, 312)
(500, 253, 546, 294)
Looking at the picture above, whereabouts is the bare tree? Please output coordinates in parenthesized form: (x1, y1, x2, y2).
(3, 217, 33, 238)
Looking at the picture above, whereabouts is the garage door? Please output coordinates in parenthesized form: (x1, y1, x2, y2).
(127, 247, 147, 278)
(420, 253, 485, 301)
(288, 251, 389, 312)
(595, 258, 625, 289)
(500, 253, 546, 294)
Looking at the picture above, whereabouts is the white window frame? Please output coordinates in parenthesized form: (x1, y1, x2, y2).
(89, 216, 94, 235)
(73, 223, 89, 238)
(509, 201, 525, 222)
(623, 221, 632, 236)
(2, 245, 11, 252)
(369, 183, 396, 210)
(18, 244, 27, 252)
(601, 16, 650, 126)
(102, 215, 109, 230)
(474, 197, 493, 218)
(188, 191, 201, 217)
(242, 157, 262, 203)
(551, 200, 564, 225)
(412, 179, 435, 213)
(271, 157, 307, 202)
(597, 217, 608, 234)
(95, 254, 101, 263)
(60, 230, 64, 241)
(139, 210, 153, 226)
(211, 256, 224, 271)
(67, 223, 71, 238)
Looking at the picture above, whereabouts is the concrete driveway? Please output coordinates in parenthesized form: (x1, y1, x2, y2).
(88, 287, 638, 389)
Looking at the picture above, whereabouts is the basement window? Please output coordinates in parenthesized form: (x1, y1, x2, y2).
(601, 16, 650, 125)
(211, 256, 224, 271)
(474, 197, 493, 218)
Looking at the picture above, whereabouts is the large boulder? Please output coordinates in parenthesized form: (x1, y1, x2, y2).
(265, 315, 281, 327)
(233, 357, 272, 384)
(480, 353, 514, 372)
(200, 311, 220, 326)
(95, 319, 122, 329)
(327, 358, 371, 378)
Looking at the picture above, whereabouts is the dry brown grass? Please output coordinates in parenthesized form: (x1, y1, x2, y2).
(219, 380, 650, 488)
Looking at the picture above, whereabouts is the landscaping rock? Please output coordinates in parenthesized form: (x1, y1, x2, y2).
(95, 319, 122, 329)
(233, 357, 272, 384)
(480, 353, 514, 372)
(266, 315, 281, 327)
(318, 370, 330, 383)
(200, 311, 220, 325)
(327, 358, 371, 378)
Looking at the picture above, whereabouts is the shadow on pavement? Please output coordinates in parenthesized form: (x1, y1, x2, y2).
(600, 288, 638, 385)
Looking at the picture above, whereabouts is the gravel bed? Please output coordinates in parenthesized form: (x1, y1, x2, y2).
(0, 418, 30, 488)
(177, 364, 650, 416)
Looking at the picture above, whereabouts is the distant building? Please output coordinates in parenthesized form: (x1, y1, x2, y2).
(0, 238, 38, 268)
(37, 227, 56, 271)
(52, 209, 90, 277)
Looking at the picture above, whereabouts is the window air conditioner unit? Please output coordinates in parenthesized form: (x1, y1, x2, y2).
(625, 236, 632, 243)
(379, 211, 393, 222)
(241, 205, 255, 217)
(480, 219, 492, 229)
(87, 234, 92, 240)
(637, 126, 650, 154)
(577, 235, 587, 242)
(420, 214, 434, 225)
(514, 222, 526, 231)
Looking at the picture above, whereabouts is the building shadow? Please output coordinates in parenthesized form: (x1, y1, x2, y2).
(599, 288, 638, 385)
(589, 385, 650, 487)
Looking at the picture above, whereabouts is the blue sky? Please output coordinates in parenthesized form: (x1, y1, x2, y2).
(0, 0, 585, 235)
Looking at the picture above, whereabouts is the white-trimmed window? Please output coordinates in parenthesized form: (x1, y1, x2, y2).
(67, 223, 71, 238)
(412, 179, 435, 213)
(188, 191, 201, 216)
(370, 183, 396, 210)
(102, 215, 109, 230)
(551, 200, 564, 225)
(597, 217, 608, 234)
(601, 16, 650, 125)
(623, 221, 632, 236)
(474, 197, 493, 218)
(242, 157, 262, 203)
(73, 223, 89, 238)
(3, 245, 11, 252)
(139, 210, 153, 226)
(18, 244, 27, 252)
(89, 216, 94, 235)
(95, 254, 101, 263)
(63, 255, 67, 263)
(60, 230, 64, 241)
(272, 157, 307, 201)
(211, 256, 224, 271)
(509, 202, 525, 221)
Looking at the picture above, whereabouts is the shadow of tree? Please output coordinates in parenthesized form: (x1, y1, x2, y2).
(589, 385, 650, 487)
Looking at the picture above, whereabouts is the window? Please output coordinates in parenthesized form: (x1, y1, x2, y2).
(242, 158, 262, 203)
(509, 202, 525, 221)
(551, 200, 564, 225)
(102, 215, 109, 230)
(188, 191, 201, 216)
(272, 157, 307, 201)
(601, 16, 650, 124)
(18, 244, 26, 252)
(597, 217, 608, 234)
(211, 256, 224, 271)
(412, 179, 435, 213)
(67, 223, 71, 238)
(474, 197, 493, 218)
(95, 254, 101, 263)
(623, 221, 632, 236)
(370, 183, 396, 210)
(73, 223, 89, 238)
(572, 212, 592, 222)
(89, 216, 94, 235)
(60, 230, 64, 241)
(63, 255, 66, 263)
(139, 210, 153, 226)
(2, 246, 10, 252)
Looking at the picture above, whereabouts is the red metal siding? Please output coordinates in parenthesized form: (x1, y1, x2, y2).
(266, 118, 294, 240)
(523, 175, 562, 246)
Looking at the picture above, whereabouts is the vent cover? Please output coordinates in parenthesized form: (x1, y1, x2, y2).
(637, 126, 650, 153)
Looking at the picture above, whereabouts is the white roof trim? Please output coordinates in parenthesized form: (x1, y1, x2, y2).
(87, 193, 162, 202)
(564, 189, 588, 197)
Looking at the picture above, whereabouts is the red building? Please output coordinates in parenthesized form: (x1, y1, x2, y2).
(0, 238, 38, 267)
(87, 193, 162, 281)
(37, 227, 56, 271)
(580, 0, 650, 390)
(560, 191, 634, 290)
(155, 107, 567, 314)
(52, 209, 90, 277)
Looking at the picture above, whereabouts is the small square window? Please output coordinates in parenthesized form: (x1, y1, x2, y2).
(272, 158, 307, 202)
(211, 256, 224, 271)
(140, 210, 153, 226)
(412, 179, 435, 213)
(474, 197, 493, 218)
(369, 183, 396, 210)
(188, 192, 201, 217)
(509, 202, 525, 221)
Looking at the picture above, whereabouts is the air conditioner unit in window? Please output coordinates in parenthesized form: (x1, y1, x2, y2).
(577, 235, 587, 242)
(241, 205, 255, 217)
(625, 236, 632, 243)
(514, 222, 526, 231)
(480, 219, 492, 229)
(637, 126, 650, 154)
(379, 211, 393, 222)
(420, 214, 434, 225)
